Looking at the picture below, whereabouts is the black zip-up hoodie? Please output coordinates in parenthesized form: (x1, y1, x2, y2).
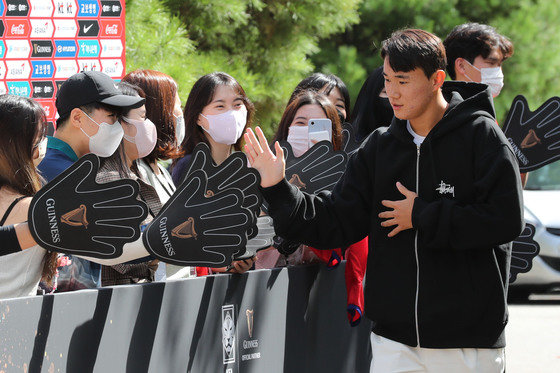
(262, 81, 524, 349)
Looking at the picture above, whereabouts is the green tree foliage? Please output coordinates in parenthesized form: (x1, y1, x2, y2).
(125, 0, 361, 135)
(313, 0, 560, 123)
(127, 0, 559, 130)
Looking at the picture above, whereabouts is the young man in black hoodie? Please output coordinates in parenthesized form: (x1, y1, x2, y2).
(244, 29, 523, 372)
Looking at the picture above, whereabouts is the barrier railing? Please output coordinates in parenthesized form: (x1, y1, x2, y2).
(0, 263, 372, 372)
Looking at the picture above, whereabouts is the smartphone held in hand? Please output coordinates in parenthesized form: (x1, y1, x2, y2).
(308, 118, 332, 147)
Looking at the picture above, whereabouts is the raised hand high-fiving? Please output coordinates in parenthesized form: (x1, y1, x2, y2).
(244, 127, 286, 188)
(502, 95, 560, 172)
(28, 154, 148, 258)
(143, 169, 254, 267)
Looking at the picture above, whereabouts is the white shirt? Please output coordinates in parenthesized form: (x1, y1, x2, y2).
(0, 246, 45, 299)
(407, 121, 426, 146)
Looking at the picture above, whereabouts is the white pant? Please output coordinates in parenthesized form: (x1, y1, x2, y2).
(370, 332, 505, 373)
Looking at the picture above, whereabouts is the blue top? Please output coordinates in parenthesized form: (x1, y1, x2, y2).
(37, 136, 101, 290)
(37, 136, 79, 182)
(171, 154, 192, 186)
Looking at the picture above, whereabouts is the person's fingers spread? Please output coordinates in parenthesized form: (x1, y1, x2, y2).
(396, 182, 414, 197)
(380, 218, 397, 227)
(388, 226, 402, 238)
(255, 127, 271, 155)
(246, 128, 264, 154)
(244, 143, 255, 164)
(381, 200, 396, 208)
(378, 211, 394, 219)
(274, 141, 284, 161)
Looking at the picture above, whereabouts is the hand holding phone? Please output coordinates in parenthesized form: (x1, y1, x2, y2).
(308, 118, 332, 147)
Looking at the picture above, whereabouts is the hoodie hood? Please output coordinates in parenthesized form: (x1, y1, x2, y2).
(388, 81, 496, 143)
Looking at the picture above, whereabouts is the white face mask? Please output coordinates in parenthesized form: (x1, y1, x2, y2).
(33, 137, 48, 167)
(200, 107, 247, 145)
(464, 60, 504, 97)
(80, 110, 124, 157)
(287, 126, 309, 157)
(175, 114, 185, 146)
(123, 117, 158, 159)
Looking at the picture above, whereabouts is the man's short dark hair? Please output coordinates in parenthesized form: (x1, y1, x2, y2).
(56, 102, 121, 129)
(381, 29, 447, 79)
(443, 23, 514, 80)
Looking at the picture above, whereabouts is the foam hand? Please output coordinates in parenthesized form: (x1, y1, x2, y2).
(179, 142, 262, 239)
(28, 154, 148, 258)
(143, 170, 254, 267)
(509, 223, 540, 283)
(502, 95, 560, 172)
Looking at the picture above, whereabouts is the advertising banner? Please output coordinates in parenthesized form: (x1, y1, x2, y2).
(1, 0, 126, 135)
(0, 264, 373, 372)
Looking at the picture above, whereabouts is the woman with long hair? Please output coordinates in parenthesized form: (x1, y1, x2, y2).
(97, 82, 163, 286)
(122, 69, 188, 280)
(263, 89, 369, 326)
(288, 73, 351, 123)
(0, 94, 57, 298)
(172, 72, 256, 274)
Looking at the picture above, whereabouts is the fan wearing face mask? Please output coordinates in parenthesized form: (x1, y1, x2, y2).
(122, 69, 190, 281)
(443, 23, 525, 187)
(171, 72, 257, 275)
(288, 73, 351, 126)
(261, 90, 369, 326)
(96, 82, 163, 286)
(37, 71, 145, 292)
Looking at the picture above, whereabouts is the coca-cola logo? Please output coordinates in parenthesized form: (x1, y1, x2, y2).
(105, 25, 117, 35)
(100, 20, 122, 37)
(12, 24, 25, 35)
(5, 20, 30, 37)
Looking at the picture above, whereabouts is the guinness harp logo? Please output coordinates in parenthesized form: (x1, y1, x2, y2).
(246, 309, 254, 338)
(288, 174, 306, 189)
(171, 217, 197, 239)
(61, 204, 89, 228)
(521, 129, 541, 149)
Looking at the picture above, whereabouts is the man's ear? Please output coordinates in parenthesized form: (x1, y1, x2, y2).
(69, 108, 84, 129)
(454, 58, 466, 78)
(432, 69, 446, 90)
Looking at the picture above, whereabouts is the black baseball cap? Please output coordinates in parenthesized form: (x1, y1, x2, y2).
(56, 71, 145, 117)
